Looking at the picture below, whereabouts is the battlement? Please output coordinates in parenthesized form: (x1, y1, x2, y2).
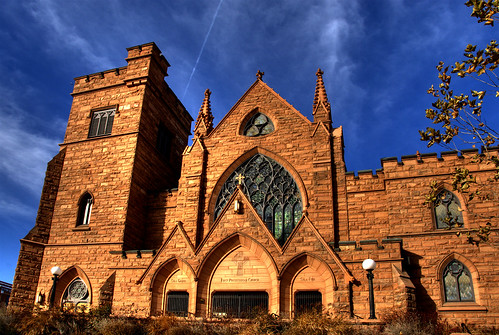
(345, 146, 498, 184)
(72, 42, 170, 96)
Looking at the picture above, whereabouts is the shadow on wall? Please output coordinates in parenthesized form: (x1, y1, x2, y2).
(404, 251, 437, 314)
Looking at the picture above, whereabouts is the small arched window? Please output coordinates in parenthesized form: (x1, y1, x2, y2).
(77, 193, 93, 226)
(443, 260, 474, 302)
(434, 190, 463, 229)
(243, 113, 274, 137)
(215, 154, 302, 245)
(62, 278, 90, 308)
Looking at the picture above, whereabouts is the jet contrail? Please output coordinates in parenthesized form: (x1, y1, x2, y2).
(183, 0, 224, 99)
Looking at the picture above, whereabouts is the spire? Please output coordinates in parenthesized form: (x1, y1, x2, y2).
(194, 89, 214, 138)
(313, 68, 332, 125)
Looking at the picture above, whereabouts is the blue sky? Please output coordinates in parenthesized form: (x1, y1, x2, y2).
(0, 0, 497, 283)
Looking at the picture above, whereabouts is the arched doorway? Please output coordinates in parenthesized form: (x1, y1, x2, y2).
(150, 258, 196, 316)
(197, 234, 279, 317)
(280, 254, 336, 317)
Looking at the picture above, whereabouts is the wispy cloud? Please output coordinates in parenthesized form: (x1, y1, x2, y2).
(0, 199, 37, 220)
(0, 89, 59, 195)
(24, 0, 114, 69)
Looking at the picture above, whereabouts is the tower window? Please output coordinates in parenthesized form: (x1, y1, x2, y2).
(77, 193, 93, 226)
(434, 190, 463, 229)
(157, 122, 172, 158)
(88, 108, 115, 138)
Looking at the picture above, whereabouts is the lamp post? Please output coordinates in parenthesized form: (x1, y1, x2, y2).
(49, 266, 62, 308)
(362, 259, 376, 319)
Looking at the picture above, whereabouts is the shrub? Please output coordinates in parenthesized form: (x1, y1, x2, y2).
(147, 315, 178, 334)
(93, 317, 146, 335)
(283, 310, 356, 335)
(237, 313, 285, 335)
(90, 304, 112, 319)
(14, 309, 91, 335)
(0, 307, 20, 335)
(380, 311, 452, 335)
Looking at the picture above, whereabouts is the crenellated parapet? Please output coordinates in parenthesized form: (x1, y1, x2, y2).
(345, 147, 499, 193)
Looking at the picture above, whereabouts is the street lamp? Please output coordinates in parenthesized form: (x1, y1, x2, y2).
(49, 266, 62, 308)
(362, 259, 376, 319)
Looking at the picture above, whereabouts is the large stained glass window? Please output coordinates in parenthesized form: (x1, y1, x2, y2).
(243, 113, 274, 137)
(434, 190, 463, 229)
(443, 260, 474, 302)
(215, 154, 302, 245)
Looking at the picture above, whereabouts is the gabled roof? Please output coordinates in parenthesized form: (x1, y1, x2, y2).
(206, 76, 312, 139)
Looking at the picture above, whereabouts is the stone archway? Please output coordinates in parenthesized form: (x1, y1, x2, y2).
(280, 254, 336, 317)
(197, 234, 279, 317)
(51, 266, 92, 310)
(150, 258, 196, 316)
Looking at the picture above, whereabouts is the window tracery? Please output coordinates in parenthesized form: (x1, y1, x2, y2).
(62, 278, 90, 307)
(215, 154, 302, 245)
(443, 260, 474, 302)
(434, 190, 463, 229)
(88, 107, 115, 138)
(243, 113, 274, 137)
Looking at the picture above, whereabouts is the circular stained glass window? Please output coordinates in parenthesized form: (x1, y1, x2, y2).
(243, 113, 274, 137)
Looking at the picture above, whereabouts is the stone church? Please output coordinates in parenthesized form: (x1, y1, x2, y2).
(10, 42, 499, 325)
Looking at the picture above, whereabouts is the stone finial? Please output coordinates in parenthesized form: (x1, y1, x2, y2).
(256, 70, 264, 80)
(194, 89, 214, 137)
(313, 68, 331, 112)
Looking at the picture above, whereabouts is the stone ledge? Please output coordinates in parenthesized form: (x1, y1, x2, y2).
(72, 226, 90, 232)
(438, 303, 487, 312)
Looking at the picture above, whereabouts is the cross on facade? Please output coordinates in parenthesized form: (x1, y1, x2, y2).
(236, 174, 245, 185)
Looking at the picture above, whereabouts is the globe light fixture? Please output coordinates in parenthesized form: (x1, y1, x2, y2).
(362, 259, 376, 271)
(51, 266, 62, 276)
(362, 258, 377, 319)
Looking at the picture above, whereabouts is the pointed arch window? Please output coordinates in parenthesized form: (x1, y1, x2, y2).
(442, 260, 474, 302)
(62, 278, 90, 308)
(243, 113, 274, 137)
(77, 193, 93, 226)
(434, 190, 463, 229)
(215, 154, 302, 245)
